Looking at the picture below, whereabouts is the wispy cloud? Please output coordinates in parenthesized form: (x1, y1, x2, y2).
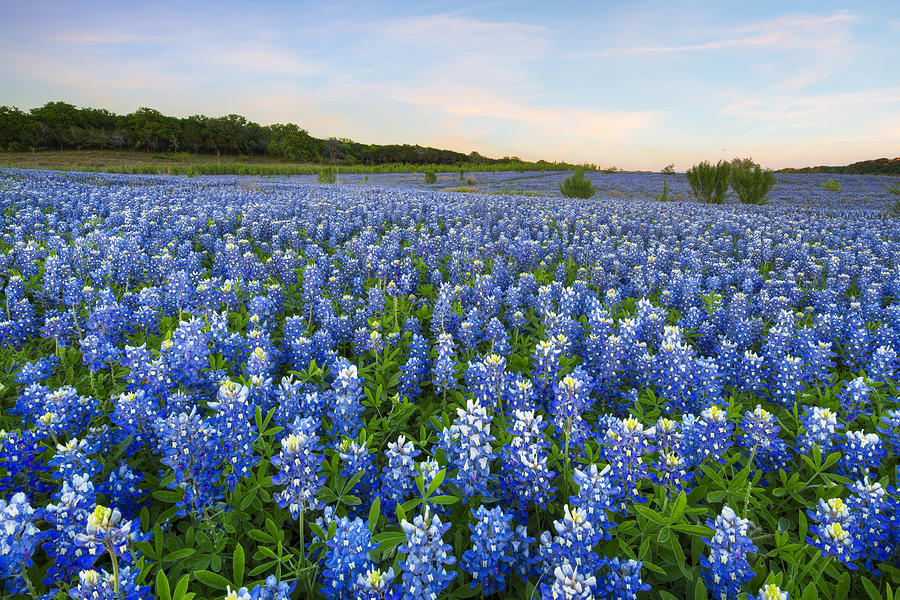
(51, 31, 155, 44)
(722, 88, 900, 127)
(581, 10, 859, 57)
(395, 84, 664, 144)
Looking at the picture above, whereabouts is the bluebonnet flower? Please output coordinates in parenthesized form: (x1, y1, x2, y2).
(541, 563, 596, 600)
(438, 399, 496, 500)
(355, 567, 396, 600)
(75, 504, 147, 565)
(868, 345, 897, 382)
(700, 506, 757, 600)
(322, 516, 377, 600)
(551, 368, 593, 450)
(209, 380, 258, 489)
(432, 333, 457, 394)
(112, 390, 160, 452)
(878, 409, 900, 454)
(49, 438, 101, 481)
(571, 462, 619, 532)
(540, 505, 604, 576)
(378, 435, 420, 516)
(838, 377, 872, 422)
(330, 360, 365, 440)
(507, 376, 537, 412)
(398, 507, 457, 600)
(465, 354, 508, 410)
(256, 575, 296, 600)
(602, 557, 651, 600)
(807, 497, 859, 567)
(43, 473, 97, 584)
(837, 430, 885, 478)
(68, 567, 152, 600)
(14, 355, 59, 386)
(461, 505, 516, 595)
(0, 428, 49, 493)
(757, 583, 789, 600)
(154, 408, 225, 516)
(399, 333, 429, 400)
(271, 417, 325, 518)
(339, 439, 378, 515)
(101, 461, 145, 517)
(0, 492, 40, 595)
(500, 409, 556, 513)
(602, 417, 654, 504)
(739, 405, 789, 476)
(846, 477, 898, 573)
(796, 406, 841, 456)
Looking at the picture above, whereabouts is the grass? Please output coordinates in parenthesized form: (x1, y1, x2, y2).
(0, 150, 581, 177)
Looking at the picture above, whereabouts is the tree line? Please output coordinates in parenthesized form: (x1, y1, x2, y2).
(0, 101, 580, 168)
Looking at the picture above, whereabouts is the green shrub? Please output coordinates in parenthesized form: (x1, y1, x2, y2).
(730, 163, 775, 205)
(654, 180, 670, 202)
(820, 179, 841, 192)
(558, 169, 596, 198)
(318, 167, 336, 184)
(424, 170, 436, 184)
(685, 160, 730, 203)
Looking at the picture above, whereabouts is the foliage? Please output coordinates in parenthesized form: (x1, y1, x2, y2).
(661, 163, 675, 175)
(558, 169, 596, 198)
(654, 180, 670, 201)
(424, 170, 436, 184)
(821, 179, 842, 192)
(685, 160, 730, 204)
(730, 163, 776, 205)
(0, 101, 595, 171)
(317, 167, 336, 184)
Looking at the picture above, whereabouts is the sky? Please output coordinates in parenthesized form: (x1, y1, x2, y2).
(1, 0, 898, 170)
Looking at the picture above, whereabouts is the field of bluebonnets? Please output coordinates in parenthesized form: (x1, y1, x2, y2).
(1, 166, 899, 600)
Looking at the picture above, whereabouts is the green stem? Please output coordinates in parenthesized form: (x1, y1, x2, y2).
(109, 548, 120, 594)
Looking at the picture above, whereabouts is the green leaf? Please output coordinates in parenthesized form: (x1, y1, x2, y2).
(373, 530, 407, 554)
(194, 570, 232, 590)
(426, 469, 446, 497)
(173, 575, 191, 600)
(694, 577, 707, 600)
(396, 502, 407, 524)
(368, 497, 381, 533)
(835, 572, 850, 600)
(634, 504, 667, 527)
(156, 570, 171, 600)
(800, 582, 819, 600)
(163, 548, 196, 562)
(153, 489, 185, 504)
(862, 577, 883, 600)
(233, 544, 245, 587)
(248, 529, 274, 544)
(427, 494, 460, 505)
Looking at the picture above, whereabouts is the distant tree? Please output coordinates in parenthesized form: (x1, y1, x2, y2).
(661, 163, 675, 174)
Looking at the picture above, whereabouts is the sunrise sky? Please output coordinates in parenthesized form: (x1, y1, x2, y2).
(1, 0, 898, 170)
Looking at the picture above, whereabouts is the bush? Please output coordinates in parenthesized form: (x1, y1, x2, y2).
(820, 179, 841, 192)
(685, 160, 730, 204)
(661, 163, 675, 175)
(730, 164, 775, 205)
(424, 170, 436, 184)
(654, 180, 670, 202)
(558, 169, 596, 198)
(318, 167, 336, 184)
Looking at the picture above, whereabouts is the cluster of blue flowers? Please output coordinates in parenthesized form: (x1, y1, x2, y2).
(1, 168, 899, 599)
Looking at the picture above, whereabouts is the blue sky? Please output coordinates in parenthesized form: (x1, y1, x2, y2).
(1, 0, 898, 169)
